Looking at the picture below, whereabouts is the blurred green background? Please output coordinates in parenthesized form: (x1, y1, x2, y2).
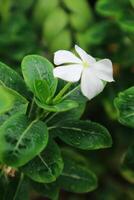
(0, 0, 134, 199)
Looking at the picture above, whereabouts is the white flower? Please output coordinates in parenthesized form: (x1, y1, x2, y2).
(53, 45, 114, 100)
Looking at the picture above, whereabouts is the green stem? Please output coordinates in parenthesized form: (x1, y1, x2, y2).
(28, 97, 35, 118)
(45, 112, 58, 124)
(35, 111, 48, 121)
(53, 82, 72, 103)
(13, 173, 24, 200)
(62, 84, 80, 100)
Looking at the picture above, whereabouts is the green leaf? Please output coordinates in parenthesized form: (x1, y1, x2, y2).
(84, 21, 110, 46)
(61, 147, 89, 167)
(70, 13, 91, 31)
(47, 103, 85, 127)
(0, 84, 28, 115)
(0, 83, 28, 126)
(47, 86, 86, 126)
(33, 0, 59, 25)
(49, 30, 72, 52)
(0, 173, 29, 200)
(121, 145, 134, 183)
(118, 12, 134, 33)
(11, 174, 29, 200)
(0, 61, 29, 97)
(49, 120, 112, 150)
(21, 55, 57, 97)
(34, 79, 50, 103)
(63, 0, 92, 17)
(0, 114, 48, 167)
(57, 151, 97, 193)
(43, 8, 68, 41)
(129, 0, 134, 7)
(96, 0, 125, 18)
(114, 86, 134, 128)
(35, 98, 78, 112)
(21, 139, 64, 183)
(32, 182, 59, 200)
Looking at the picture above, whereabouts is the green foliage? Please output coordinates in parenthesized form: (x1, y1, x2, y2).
(0, 61, 28, 97)
(0, 114, 48, 167)
(0, 173, 29, 200)
(21, 55, 57, 98)
(0, 83, 28, 127)
(0, 0, 133, 199)
(32, 182, 59, 200)
(115, 86, 134, 185)
(0, 83, 28, 115)
(21, 139, 64, 183)
(49, 120, 112, 150)
(57, 149, 97, 193)
(114, 86, 134, 128)
(35, 98, 78, 112)
(0, 53, 113, 199)
(121, 145, 134, 183)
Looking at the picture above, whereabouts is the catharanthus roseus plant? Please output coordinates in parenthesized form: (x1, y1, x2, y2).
(0, 46, 114, 199)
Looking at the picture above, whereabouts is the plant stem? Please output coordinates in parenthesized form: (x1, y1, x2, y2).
(13, 173, 24, 200)
(62, 84, 80, 100)
(28, 97, 35, 118)
(45, 112, 58, 124)
(53, 82, 72, 103)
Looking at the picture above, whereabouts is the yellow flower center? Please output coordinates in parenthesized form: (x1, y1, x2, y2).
(83, 62, 89, 68)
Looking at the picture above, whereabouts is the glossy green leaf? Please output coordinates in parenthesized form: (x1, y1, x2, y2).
(35, 98, 78, 112)
(114, 86, 134, 128)
(47, 103, 85, 128)
(34, 79, 50, 103)
(61, 147, 89, 167)
(0, 61, 28, 97)
(0, 114, 48, 167)
(21, 55, 57, 97)
(57, 151, 97, 193)
(49, 120, 112, 150)
(0, 83, 28, 126)
(21, 139, 64, 183)
(0, 84, 28, 115)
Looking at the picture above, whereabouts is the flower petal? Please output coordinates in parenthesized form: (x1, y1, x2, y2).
(93, 59, 114, 82)
(53, 64, 83, 82)
(75, 45, 96, 64)
(54, 50, 82, 65)
(81, 68, 105, 100)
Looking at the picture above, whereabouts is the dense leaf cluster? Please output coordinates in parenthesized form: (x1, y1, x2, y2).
(0, 56, 112, 199)
(0, 0, 133, 199)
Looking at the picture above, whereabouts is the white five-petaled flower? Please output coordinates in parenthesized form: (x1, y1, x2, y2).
(53, 45, 114, 100)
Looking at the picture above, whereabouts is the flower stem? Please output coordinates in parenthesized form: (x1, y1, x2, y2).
(62, 84, 80, 100)
(53, 82, 72, 103)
